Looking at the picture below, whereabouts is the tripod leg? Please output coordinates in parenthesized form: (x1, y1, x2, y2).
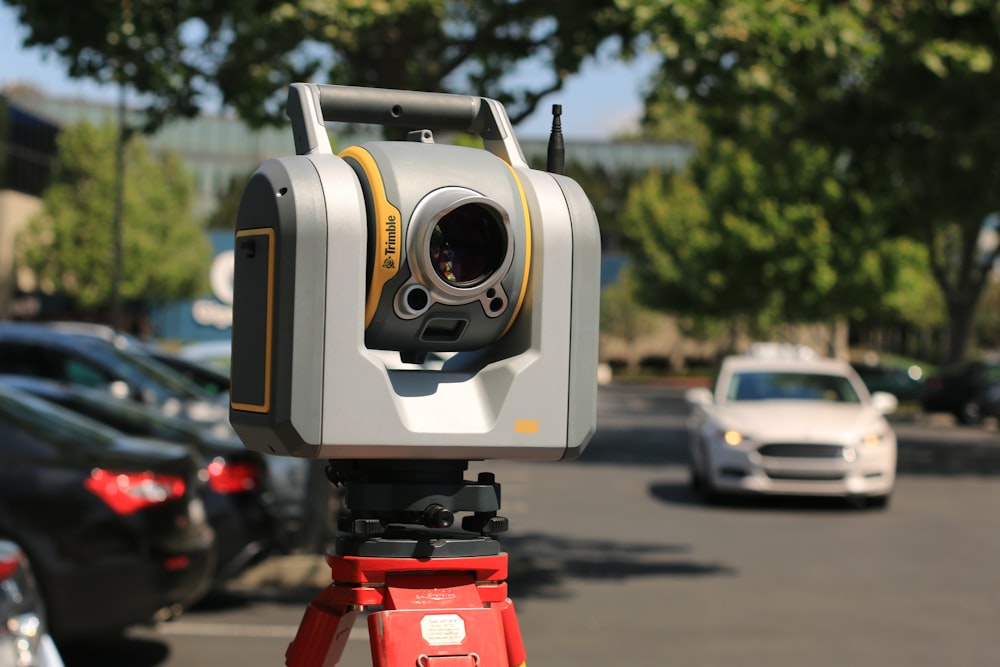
(286, 586, 359, 667)
(495, 599, 527, 667)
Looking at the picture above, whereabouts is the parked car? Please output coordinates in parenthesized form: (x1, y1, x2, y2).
(0, 376, 277, 577)
(18, 322, 320, 552)
(177, 339, 232, 374)
(0, 540, 64, 667)
(919, 360, 1000, 424)
(0, 322, 226, 425)
(44, 323, 232, 399)
(0, 385, 215, 641)
(686, 345, 897, 508)
(850, 361, 924, 402)
(147, 350, 230, 398)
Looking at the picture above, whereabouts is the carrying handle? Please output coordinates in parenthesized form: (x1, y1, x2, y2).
(286, 83, 528, 168)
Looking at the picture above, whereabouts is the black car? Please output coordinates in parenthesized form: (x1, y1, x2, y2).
(0, 386, 215, 641)
(850, 362, 924, 402)
(0, 376, 277, 579)
(13, 322, 314, 550)
(44, 321, 232, 399)
(920, 360, 1000, 424)
(147, 350, 231, 398)
(0, 322, 227, 424)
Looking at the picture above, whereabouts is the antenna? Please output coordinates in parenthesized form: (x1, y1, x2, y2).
(546, 104, 565, 175)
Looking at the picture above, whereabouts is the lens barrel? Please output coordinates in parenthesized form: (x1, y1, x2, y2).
(430, 204, 507, 287)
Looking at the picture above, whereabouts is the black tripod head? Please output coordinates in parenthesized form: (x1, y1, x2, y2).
(327, 459, 508, 558)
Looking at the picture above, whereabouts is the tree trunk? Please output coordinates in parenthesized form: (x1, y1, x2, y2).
(946, 297, 977, 364)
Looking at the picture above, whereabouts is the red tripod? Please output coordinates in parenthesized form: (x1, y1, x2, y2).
(285, 463, 526, 667)
(286, 552, 525, 667)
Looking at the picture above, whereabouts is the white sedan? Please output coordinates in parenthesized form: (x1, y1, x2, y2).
(685, 351, 898, 508)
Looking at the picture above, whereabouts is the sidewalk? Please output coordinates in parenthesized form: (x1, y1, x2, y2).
(231, 553, 331, 592)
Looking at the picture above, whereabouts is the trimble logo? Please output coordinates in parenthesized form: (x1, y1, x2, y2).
(384, 214, 398, 258)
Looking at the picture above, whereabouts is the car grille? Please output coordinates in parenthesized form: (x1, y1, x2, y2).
(757, 443, 846, 459)
(765, 470, 846, 481)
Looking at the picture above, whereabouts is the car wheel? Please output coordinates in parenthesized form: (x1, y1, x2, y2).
(955, 401, 981, 425)
(691, 449, 720, 505)
(698, 476, 720, 505)
(688, 467, 702, 491)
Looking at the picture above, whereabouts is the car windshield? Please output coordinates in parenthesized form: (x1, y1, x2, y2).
(76, 338, 208, 401)
(726, 371, 861, 403)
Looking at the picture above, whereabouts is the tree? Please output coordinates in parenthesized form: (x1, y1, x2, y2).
(600, 267, 655, 372)
(5, 0, 638, 129)
(17, 121, 210, 312)
(620, 131, 892, 357)
(7, 0, 638, 328)
(205, 172, 253, 230)
(562, 162, 645, 252)
(621, 0, 1000, 363)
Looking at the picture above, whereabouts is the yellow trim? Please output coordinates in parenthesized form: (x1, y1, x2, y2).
(340, 146, 402, 327)
(514, 419, 539, 434)
(500, 165, 531, 337)
(230, 228, 275, 414)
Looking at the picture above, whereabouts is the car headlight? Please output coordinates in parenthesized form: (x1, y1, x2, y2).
(717, 428, 751, 446)
(859, 430, 889, 447)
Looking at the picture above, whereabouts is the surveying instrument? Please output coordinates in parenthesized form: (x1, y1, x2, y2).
(230, 82, 601, 666)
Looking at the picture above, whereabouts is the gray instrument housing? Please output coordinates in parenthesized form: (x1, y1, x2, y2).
(230, 83, 601, 461)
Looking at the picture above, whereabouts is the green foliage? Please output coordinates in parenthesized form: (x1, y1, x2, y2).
(563, 163, 644, 247)
(600, 267, 655, 343)
(218, 0, 639, 127)
(879, 237, 946, 330)
(974, 279, 1000, 349)
(621, 136, 892, 335)
(6, 0, 638, 130)
(6, 0, 216, 131)
(18, 121, 210, 310)
(620, 0, 1000, 361)
(206, 172, 253, 230)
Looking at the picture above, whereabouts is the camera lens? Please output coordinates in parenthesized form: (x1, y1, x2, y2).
(429, 204, 507, 287)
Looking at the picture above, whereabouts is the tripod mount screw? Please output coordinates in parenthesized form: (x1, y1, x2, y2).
(421, 504, 455, 529)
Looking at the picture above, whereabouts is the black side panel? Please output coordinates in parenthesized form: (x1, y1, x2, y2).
(230, 229, 273, 412)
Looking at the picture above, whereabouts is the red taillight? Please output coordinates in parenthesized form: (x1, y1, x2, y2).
(0, 554, 19, 581)
(206, 458, 261, 494)
(85, 469, 186, 515)
(163, 555, 191, 571)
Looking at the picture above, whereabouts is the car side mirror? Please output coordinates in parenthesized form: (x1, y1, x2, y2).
(685, 387, 714, 406)
(871, 391, 898, 415)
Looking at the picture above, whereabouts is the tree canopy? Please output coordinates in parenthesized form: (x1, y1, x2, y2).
(620, 0, 1000, 362)
(18, 121, 210, 310)
(5, 0, 637, 130)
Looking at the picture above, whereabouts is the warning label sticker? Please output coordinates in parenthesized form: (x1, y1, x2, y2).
(420, 614, 467, 646)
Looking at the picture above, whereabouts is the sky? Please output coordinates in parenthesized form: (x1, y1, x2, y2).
(0, 5, 656, 140)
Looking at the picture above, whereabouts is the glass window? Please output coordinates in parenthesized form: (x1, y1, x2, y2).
(64, 358, 112, 388)
(0, 343, 59, 379)
(727, 371, 861, 403)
